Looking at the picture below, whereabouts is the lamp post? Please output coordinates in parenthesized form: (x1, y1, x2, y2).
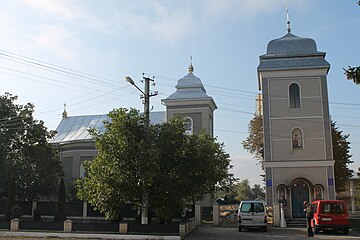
(125, 75, 157, 224)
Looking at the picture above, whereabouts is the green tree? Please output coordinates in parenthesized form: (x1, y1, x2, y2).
(235, 179, 252, 201)
(251, 184, 266, 200)
(0, 93, 63, 201)
(242, 115, 264, 180)
(242, 115, 353, 192)
(344, 66, 360, 85)
(332, 121, 354, 192)
(77, 108, 234, 222)
(343, 2, 360, 84)
(216, 179, 265, 203)
(54, 177, 66, 222)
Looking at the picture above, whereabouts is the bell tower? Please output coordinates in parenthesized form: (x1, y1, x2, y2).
(162, 64, 217, 137)
(257, 17, 335, 218)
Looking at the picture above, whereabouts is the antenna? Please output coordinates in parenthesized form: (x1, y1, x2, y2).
(286, 7, 291, 33)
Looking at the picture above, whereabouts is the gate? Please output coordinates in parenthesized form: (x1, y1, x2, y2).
(218, 204, 238, 226)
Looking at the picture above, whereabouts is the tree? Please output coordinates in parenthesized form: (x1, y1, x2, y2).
(343, 2, 360, 84)
(54, 177, 66, 222)
(0, 92, 63, 201)
(344, 66, 360, 85)
(216, 179, 265, 203)
(332, 121, 353, 192)
(4, 175, 16, 220)
(77, 108, 234, 222)
(242, 115, 353, 192)
(242, 115, 264, 180)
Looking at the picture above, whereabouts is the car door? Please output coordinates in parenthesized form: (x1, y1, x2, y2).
(252, 202, 265, 223)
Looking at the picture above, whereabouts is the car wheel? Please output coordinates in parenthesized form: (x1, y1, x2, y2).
(262, 226, 267, 232)
(314, 225, 320, 234)
(343, 227, 349, 235)
(238, 226, 242, 232)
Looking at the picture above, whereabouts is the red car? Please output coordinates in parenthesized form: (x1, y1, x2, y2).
(311, 200, 349, 234)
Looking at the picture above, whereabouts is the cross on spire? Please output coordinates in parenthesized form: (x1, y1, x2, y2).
(286, 7, 291, 33)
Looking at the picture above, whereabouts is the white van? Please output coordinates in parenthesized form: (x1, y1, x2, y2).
(238, 200, 267, 232)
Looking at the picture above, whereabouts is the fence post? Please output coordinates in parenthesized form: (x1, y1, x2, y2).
(195, 203, 201, 225)
(119, 223, 128, 233)
(64, 219, 73, 233)
(32, 200, 37, 217)
(179, 223, 186, 238)
(10, 218, 20, 231)
(213, 202, 219, 226)
(83, 201, 88, 218)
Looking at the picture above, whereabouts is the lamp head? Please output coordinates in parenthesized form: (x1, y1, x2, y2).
(125, 76, 135, 85)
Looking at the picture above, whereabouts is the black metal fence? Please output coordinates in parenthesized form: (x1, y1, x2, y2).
(0, 221, 10, 229)
(72, 222, 118, 232)
(19, 221, 63, 231)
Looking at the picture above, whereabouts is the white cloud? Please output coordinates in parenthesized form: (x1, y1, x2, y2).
(22, 0, 109, 33)
(32, 24, 78, 60)
(113, 1, 193, 44)
(22, 0, 75, 20)
(204, 0, 309, 18)
(230, 153, 264, 186)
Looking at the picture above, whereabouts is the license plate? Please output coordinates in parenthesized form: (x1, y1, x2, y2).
(242, 220, 252, 223)
(322, 218, 332, 221)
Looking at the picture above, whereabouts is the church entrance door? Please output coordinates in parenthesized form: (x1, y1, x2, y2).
(291, 179, 309, 218)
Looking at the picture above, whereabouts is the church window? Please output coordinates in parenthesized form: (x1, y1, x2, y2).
(289, 83, 301, 108)
(277, 185, 287, 204)
(292, 128, 303, 149)
(184, 117, 193, 135)
(314, 185, 323, 200)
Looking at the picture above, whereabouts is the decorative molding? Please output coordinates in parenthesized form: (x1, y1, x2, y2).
(264, 160, 334, 168)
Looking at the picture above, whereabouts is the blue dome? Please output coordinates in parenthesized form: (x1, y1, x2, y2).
(267, 33, 318, 55)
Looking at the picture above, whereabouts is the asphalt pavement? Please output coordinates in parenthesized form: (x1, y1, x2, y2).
(184, 225, 360, 240)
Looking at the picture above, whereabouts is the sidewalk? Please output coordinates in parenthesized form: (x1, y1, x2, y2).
(0, 231, 181, 240)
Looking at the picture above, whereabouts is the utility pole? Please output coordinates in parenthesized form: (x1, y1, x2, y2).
(125, 75, 158, 224)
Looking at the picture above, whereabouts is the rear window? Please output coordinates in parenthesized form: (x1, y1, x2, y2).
(320, 203, 345, 214)
(240, 202, 264, 213)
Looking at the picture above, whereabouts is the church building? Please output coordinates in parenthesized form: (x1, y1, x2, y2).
(49, 64, 217, 215)
(257, 19, 336, 219)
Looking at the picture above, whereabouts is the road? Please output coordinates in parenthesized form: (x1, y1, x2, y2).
(184, 225, 360, 240)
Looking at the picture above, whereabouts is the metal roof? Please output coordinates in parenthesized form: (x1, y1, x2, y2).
(258, 32, 330, 71)
(266, 33, 318, 56)
(50, 111, 165, 144)
(165, 72, 210, 100)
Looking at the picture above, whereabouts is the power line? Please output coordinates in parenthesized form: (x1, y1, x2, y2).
(0, 50, 125, 88)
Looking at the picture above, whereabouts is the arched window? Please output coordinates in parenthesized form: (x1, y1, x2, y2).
(314, 185, 323, 200)
(184, 117, 193, 135)
(289, 83, 301, 108)
(292, 128, 303, 149)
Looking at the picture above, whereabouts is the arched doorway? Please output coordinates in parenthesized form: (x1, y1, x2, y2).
(291, 179, 309, 218)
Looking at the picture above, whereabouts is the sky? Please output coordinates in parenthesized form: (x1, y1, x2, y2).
(1, 0, 359, 187)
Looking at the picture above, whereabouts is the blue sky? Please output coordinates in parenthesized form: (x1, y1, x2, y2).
(1, 0, 359, 186)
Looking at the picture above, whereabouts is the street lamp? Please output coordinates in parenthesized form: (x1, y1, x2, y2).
(125, 75, 157, 224)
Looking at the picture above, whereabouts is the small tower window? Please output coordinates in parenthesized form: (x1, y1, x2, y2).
(292, 128, 303, 149)
(184, 117, 193, 135)
(289, 83, 301, 108)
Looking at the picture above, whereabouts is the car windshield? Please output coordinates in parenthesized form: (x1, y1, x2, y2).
(320, 203, 345, 214)
(240, 203, 264, 213)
